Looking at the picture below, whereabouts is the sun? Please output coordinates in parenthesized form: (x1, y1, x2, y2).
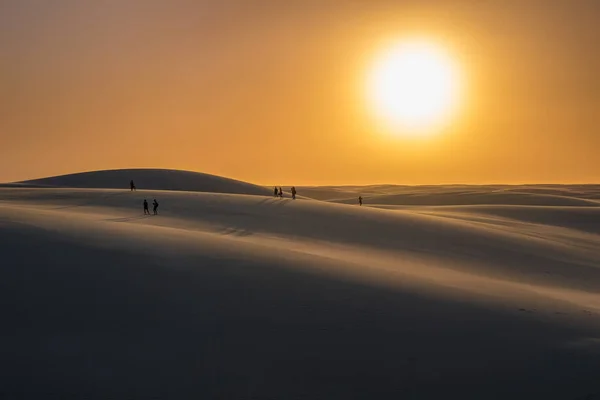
(367, 40, 461, 135)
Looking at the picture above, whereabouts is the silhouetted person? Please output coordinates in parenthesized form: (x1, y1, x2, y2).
(291, 186, 297, 200)
(153, 199, 159, 215)
(278, 187, 283, 198)
(143, 199, 149, 215)
(274, 187, 278, 197)
(359, 196, 363, 206)
(130, 180, 136, 191)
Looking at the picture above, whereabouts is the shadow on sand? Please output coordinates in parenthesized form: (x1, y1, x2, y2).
(104, 215, 153, 223)
(0, 223, 599, 399)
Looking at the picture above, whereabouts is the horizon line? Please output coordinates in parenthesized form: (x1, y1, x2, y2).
(4, 167, 600, 188)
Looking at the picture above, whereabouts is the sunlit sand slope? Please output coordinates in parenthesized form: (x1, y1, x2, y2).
(1, 185, 600, 399)
(300, 184, 600, 206)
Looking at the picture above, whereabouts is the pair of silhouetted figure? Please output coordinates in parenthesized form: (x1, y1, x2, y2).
(273, 187, 297, 199)
(143, 199, 159, 215)
(130, 180, 136, 191)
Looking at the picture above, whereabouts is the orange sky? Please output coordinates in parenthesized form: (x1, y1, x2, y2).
(1, 0, 599, 185)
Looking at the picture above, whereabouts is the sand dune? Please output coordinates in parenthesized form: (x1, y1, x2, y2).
(13, 168, 272, 196)
(2, 173, 600, 399)
(300, 184, 600, 206)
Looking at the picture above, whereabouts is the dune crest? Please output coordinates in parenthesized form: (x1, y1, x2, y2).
(13, 168, 272, 196)
(300, 184, 600, 206)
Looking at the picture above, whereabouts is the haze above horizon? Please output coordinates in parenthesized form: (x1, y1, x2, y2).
(2, 0, 599, 185)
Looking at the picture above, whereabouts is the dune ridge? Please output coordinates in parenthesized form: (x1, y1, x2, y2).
(11, 168, 272, 196)
(300, 184, 600, 206)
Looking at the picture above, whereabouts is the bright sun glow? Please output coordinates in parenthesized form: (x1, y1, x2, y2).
(367, 40, 461, 135)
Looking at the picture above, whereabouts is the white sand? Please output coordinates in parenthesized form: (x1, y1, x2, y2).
(1, 170, 600, 399)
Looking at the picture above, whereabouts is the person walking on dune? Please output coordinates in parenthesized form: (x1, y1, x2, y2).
(291, 186, 297, 200)
(143, 199, 150, 215)
(130, 180, 136, 191)
(278, 187, 283, 198)
(153, 199, 159, 215)
(274, 187, 278, 197)
(359, 196, 363, 206)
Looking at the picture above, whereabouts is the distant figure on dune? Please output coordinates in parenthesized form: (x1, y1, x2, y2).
(143, 199, 150, 215)
(130, 180, 136, 191)
(291, 186, 297, 200)
(359, 196, 362, 206)
(278, 187, 283, 198)
(274, 187, 278, 197)
(153, 199, 159, 215)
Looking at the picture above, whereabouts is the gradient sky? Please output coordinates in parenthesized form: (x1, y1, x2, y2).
(1, 0, 599, 185)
